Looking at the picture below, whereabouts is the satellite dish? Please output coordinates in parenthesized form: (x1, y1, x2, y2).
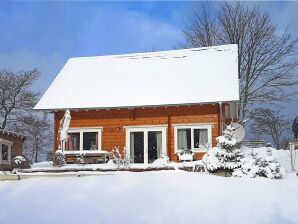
(232, 123, 245, 142)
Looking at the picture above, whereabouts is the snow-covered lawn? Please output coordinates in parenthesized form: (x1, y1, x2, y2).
(0, 171, 298, 224)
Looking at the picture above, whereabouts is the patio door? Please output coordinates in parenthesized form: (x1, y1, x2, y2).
(126, 126, 166, 164)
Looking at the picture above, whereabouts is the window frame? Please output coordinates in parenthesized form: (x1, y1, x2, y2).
(0, 139, 12, 165)
(63, 127, 102, 153)
(174, 124, 212, 153)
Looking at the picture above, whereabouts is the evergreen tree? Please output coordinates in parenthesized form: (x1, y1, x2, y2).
(203, 124, 243, 173)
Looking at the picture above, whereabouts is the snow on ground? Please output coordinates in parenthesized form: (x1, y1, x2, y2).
(1, 147, 297, 224)
(28, 160, 204, 172)
(0, 171, 298, 224)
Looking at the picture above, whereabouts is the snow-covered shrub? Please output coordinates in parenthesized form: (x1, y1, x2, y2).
(12, 155, 30, 171)
(203, 123, 285, 179)
(53, 150, 65, 167)
(110, 146, 131, 169)
(202, 124, 243, 173)
(13, 155, 27, 170)
(14, 156, 26, 165)
(233, 149, 285, 179)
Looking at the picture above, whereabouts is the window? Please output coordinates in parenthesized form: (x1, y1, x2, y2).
(225, 102, 238, 119)
(2, 144, 9, 161)
(83, 132, 98, 150)
(64, 128, 102, 152)
(65, 133, 80, 151)
(174, 124, 212, 152)
(0, 141, 12, 165)
(177, 129, 191, 150)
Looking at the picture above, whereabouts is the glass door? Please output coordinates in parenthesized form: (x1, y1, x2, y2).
(130, 132, 144, 163)
(128, 127, 166, 164)
(148, 131, 162, 163)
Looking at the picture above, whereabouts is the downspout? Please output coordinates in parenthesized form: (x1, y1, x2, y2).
(219, 102, 223, 135)
(167, 115, 171, 161)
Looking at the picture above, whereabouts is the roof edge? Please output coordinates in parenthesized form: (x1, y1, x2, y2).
(34, 100, 240, 112)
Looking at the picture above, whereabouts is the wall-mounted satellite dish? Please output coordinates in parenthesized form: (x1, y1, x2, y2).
(232, 123, 245, 142)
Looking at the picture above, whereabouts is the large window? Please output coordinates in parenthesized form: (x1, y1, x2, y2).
(0, 140, 12, 165)
(174, 124, 212, 152)
(64, 128, 102, 152)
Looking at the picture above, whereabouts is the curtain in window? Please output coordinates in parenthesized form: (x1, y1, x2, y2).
(177, 129, 188, 150)
(156, 131, 162, 158)
(199, 129, 208, 146)
(130, 133, 135, 163)
(67, 135, 73, 150)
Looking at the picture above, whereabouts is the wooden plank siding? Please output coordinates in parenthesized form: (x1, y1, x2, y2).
(0, 132, 25, 170)
(53, 104, 221, 162)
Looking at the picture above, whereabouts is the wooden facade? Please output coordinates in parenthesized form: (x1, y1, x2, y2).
(0, 130, 26, 170)
(54, 104, 223, 162)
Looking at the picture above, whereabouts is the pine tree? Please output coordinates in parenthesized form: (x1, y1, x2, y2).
(203, 124, 243, 173)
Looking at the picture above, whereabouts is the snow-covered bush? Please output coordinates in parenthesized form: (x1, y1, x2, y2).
(233, 149, 285, 179)
(13, 155, 27, 170)
(53, 150, 65, 167)
(14, 156, 26, 165)
(203, 123, 285, 179)
(12, 155, 30, 171)
(203, 124, 243, 173)
(110, 146, 131, 169)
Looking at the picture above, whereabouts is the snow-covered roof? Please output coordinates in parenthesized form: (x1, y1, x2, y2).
(0, 129, 26, 141)
(34, 44, 239, 111)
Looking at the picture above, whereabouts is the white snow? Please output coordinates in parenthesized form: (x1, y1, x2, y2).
(0, 171, 298, 224)
(27, 160, 203, 172)
(34, 44, 239, 110)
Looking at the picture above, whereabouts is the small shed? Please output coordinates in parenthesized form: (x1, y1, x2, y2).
(0, 130, 26, 170)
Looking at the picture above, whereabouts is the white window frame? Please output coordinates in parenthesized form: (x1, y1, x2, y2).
(125, 125, 167, 164)
(63, 127, 102, 153)
(0, 139, 12, 165)
(174, 124, 212, 153)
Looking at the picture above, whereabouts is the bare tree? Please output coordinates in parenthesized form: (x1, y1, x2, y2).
(182, 2, 298, 122)
(12, 113, 53, 163)
(251, 108, 291, 149)
(0, 69, 40, 129)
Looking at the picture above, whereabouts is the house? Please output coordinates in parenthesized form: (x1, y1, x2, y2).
(0, 130, 26, 170)
(34, 44, 239, 163)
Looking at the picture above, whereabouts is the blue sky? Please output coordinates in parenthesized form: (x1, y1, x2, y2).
(0, 1, 297, 122)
